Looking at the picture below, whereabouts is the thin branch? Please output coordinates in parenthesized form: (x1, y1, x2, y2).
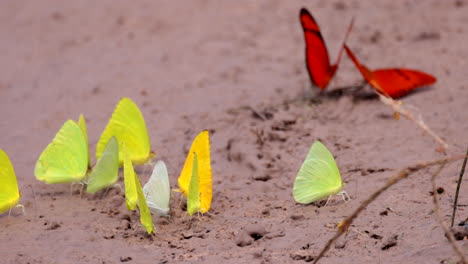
(378, 94, 449, 150)
(313, 155, 466, 264)
(451, 147, 468, 227)
(431, 162, 467, 264)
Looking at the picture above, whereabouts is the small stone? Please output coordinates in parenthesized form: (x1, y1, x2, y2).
(290, 250, 315, 262)
(235, 231, 253, 247)
(450, 226, 468, 241)
(120, 214, 131, 221)
(120, 220, 131, 230)
(120, 256, 132, 262)
(290, 214, 305, 221)
(45, 221, 61, 230)
(109, 195, 125, 208)
(253, 175, 271, 181)
(335, 237, 347, 249)
(381, 235, 398, 250)
(252, 248, 264, 258)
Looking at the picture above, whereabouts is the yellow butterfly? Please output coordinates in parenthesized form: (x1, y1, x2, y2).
(187, 152, 200, 215)
(77, 114, 91, 169)
(177, 130, 212, 214)
(134, 163, 154, 234)
(96, 97, 154, 166)
(0, 149, 24, 215)
(123, 144, 154, 234)
(123, 144, 138, 211)
(86, 137, 119, 194)
(35, 119, 89, 184)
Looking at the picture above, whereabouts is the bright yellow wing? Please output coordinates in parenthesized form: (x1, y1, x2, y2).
(0, 149, 20, 214)
(177, 130, 212, 213)
(96, 97, 152, 166)
(35, 120, 88, 184)
(77, 114, 91, 169)
(123, 144, 138, 211)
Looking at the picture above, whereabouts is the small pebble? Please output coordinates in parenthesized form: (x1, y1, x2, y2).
(235, 231, 253, 247)
(108, 195, 125, 208)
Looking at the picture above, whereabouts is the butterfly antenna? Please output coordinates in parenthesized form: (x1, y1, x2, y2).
(335, 16, 355, 67)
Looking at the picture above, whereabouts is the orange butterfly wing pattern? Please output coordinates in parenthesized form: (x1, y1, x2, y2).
(344, 44, 436, 99)
(372, 69, 436, 99)
(300, 8, 353, 90)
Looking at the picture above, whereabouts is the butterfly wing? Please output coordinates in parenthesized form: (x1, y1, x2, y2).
(143, 160, 171, 216)
(372, 69, 436, 99)
(96, 97, 152, 166)
(134, 164, 154, 234)
(293, 141, 343, 204)
(344, 45, 436, 98)
(123, 144, 138, 211)
(35, 120, 88, 184)
(77, 114, 91, 169)
(187, 152, 200, 216)
(86, 137, 119, 194)
(300, 8, 337, 90)
(0, 149, 20, 214)
(177, 130, 212, 213)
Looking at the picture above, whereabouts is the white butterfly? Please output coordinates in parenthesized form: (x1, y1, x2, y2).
(143, 160, 170, 216)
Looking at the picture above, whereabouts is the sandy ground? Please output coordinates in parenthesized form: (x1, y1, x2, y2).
(0, 0, 467, 263)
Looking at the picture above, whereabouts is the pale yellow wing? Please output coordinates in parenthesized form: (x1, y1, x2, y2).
(35, 120, 88, 184)
(77, 114, 91, 168)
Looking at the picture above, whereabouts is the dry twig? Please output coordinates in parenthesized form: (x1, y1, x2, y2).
(378, 94, 449, 150)
(313, 155, 466, 264)
(431, 162, 467, 264)
(451, 147, 468, 227)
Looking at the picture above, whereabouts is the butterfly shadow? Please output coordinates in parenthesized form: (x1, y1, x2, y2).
(400, 84, 435, 99)
(318, 83, 380, 103)
(295, 82, 379, 106)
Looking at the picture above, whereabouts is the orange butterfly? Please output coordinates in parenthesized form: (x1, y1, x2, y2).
(344, 45, 436, 99)
(300, 8, 354, 90)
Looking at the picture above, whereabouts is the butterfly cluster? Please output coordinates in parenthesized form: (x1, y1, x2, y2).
(0, 8, 440, 238)
(300, 8, 436, 99)
(0, 97, 212, 235)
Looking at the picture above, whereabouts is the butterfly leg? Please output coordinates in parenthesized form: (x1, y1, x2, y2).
(79, 182, 85, 198)
(112, 183, 123, 194)
(324, 195, 333, 207)
(338, 191, 351, 203)
(100, 188, 109, 199)
(16, 204, 26, 216)
(196, 212, 201, 221)
(7, 204, 26, 218)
